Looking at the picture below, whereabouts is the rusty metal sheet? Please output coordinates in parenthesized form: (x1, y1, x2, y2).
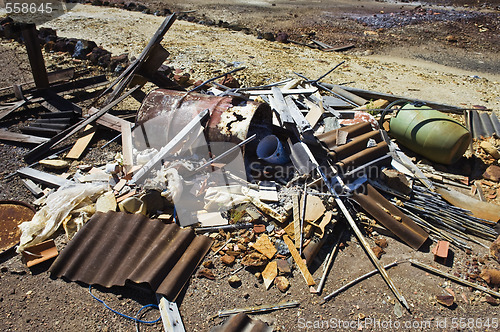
(353, 183, 428, 250)
(215, 313, 272, 332)
(136, 89, 272, 146)
(336, 141, 390, 172)
(49, 211, 213, 301)
(0, 201, 35, 253)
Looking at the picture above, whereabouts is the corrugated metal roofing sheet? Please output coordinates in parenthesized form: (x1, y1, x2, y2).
(49, 211, 213, 301)
(469, 110, 500, 139)
(213, 313, 272, 332)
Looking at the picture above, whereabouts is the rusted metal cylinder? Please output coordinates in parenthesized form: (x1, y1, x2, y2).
(136, 89, 272, 149)
(352, 184, 428, 250)
(329, 130, 382, 162)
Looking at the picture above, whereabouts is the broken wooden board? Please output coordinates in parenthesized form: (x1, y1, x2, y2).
(0, 129, 49, 145)
(292, 193, 301, 248)
(24, 85, 139, 163)
(121, 121, 133, 173)
(283, 235, 315, 286)
(304, 98, 324, 128)
(88, 107, 132, 132)
(262, 261, 278, 290)
(65, 124, 96, 160)
(253, 234, 277, 259)
(17, 167, 72, 188)
(0, 99, 30, 121)
(21, 178, 44, 198)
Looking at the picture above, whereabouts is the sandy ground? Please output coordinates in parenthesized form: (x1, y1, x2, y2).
(33, 4, 500, 112)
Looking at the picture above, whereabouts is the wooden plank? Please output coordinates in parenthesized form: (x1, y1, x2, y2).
(0, 129, 49, 144)
(22, 179, 44, 198)
(24, 85, 140, 163)
(121, 121, 133, 173)
(304, 98, 324, 128)
(22, 24, 49, 89)
(88, 107, 132, 132)
(66, 124, 96, 160)
(0, 99, 29, 121)
(283, 235, 316, 286)
(17, 167, 72, 188)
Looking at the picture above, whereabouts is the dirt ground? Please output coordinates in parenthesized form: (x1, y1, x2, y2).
(1, 1, 500, 331)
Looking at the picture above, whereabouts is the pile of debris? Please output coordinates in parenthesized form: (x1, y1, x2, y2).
(1, 14, 500, 330)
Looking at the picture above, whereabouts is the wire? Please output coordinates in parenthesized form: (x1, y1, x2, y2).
(88, 286, 161, 324)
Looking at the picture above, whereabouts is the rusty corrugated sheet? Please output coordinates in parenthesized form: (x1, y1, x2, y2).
(316, 121, 372, 149)
(49, 211, 213, 301)
(469, 110, 500, 139)
(214, 313, 272, 332)
(352, 183, 429, 250)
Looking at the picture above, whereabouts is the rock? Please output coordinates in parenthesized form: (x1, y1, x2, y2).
(241, 252, 268, 267)
(480, 268, 500, 286)
(436, 295, 454, 307)
(253, 224, 265, 234)
(276, 32, 289, 43)
(88, 47, 111, 65)
(109, 54, 129, 72)
(197, 268, 215, 280)
(445, 35, 458, 42)
(485, 296, 499, 306)
(221, 254, 235, 266)
(277, 259, 291, 275)
(483, 165, 500, 182)
(275, 276, 290, 292)
(480, 141, 500, 159)
(72, 40, 97, 59)
(490, 235, 500, 263)
(262, 32, 275, 41)
(220, 74, 240, 88)
(372, 246, 385, 259)
(374, 238, 388, 249)
(228, 275, 241, 287)
(202, 260, 214, 268)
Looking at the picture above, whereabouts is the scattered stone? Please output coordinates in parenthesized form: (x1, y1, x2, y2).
(277, 259, 291, 275)
(276, 32, 289, 43)
(220, 74, 240, 88)
(262, 32, 275, 41)
(485, 296, 499, 306)
(197, 268, 215, 280)
(480, 268, 500, 286)
(483, 165, 500, 182)
(221, 254, 236, 266)
(445, 35, 458, 42)
(202, 260, 214, 269)
(372, 246, 385, 259)
(241, 252, 268, 267)
(436, 294, 454, 307)
(490, 235, 500, 263)
(374, 238, 388, 249)
(254, 272, 262, 280)
(480, 141, 500, 159)
(228, 275, 241, 288)
(275, 276, 290, 292)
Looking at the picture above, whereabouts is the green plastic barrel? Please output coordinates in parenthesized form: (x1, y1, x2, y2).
(389, 104, 471, 165)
